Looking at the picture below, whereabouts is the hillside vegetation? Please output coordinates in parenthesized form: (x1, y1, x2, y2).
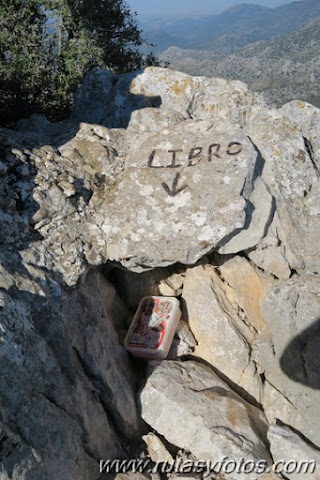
(0, 0, 157, 126)
(160, 16, 320, 107)
(142, 0, 320, 54)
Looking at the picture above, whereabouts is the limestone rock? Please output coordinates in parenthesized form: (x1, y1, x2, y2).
(140, 361, 272, 480)
(0, 265, 140, 480)
(72, 69, 116, 125)
(128, 107, 187, 134)
(259, 274, 320, 446)
(99, 119, 257, 271)
(73, 69, 160, 129)
(280, 100, 320, 173)
(217, 256, 267, 333)
(246, 107, 320, 275)
(8, 68, 317, 284)
(181, 259, 320, 447)
(73, 67, 264, 131)
(130, 67, 264, 127)
(2, 65, 320, 479)
(2, 115, 261, 283)
(142, 433, 174, 464)
(130, 68, 196, 118)
(21, 67, 318, 280)
(267, 424, 320, 480)
(167, 338, 194, 359)
(192, 76, 265, 127)
(176, 319, 197, 348)
(246, 212, 291, 279)
(167, 318, 197, 359)
(218, 178, 274, 255)
(0, 122, 131, 286)
(182, 258, 267, 400)
(158, 273, 185, 297)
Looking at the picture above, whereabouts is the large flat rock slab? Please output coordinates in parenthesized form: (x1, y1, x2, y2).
(100, 119, 257, 270)
(140, 360, 272, 480)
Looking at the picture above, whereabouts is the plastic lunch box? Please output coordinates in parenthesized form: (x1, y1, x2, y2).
(124, 296, 181, 359)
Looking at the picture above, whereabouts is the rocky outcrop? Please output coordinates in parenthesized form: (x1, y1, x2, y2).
(0, 266, 140, 480)
(181, 259, 320, 446)
(182, 257, 266, 401)
(280, 100, 320, 172)
(140, 361, 271, 479)
(1, 66, 320, 479)
(268, 425, 320, 480)
(260, 274, 320, 446)
(245, 107, 320, 276)
(7, 67, 319, 283)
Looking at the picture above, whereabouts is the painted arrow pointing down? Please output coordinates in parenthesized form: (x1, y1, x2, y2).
(162, 172, 188, 197)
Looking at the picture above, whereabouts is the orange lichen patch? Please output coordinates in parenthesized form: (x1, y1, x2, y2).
(236, 273, 265, 331)
(227, 401, 240, 428)
(130, 78, 147, 95)
(208, 104, 217, 113)
(170, 77, 193, 96)
(296, 100, 307, 109)
(273, 145, 282, 156)
(219, 257, 266, 332)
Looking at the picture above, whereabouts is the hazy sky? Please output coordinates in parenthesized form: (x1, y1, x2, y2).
(127, 0, 290, 19)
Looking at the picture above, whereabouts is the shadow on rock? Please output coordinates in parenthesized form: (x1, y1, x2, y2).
(0, 69, 156, 476)
(280, 318, 320, 389)
(0, 127, 43, 281)
(15, 68, 162, 150)
(72, 69, 162, 129)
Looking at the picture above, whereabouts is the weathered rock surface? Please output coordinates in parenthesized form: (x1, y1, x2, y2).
(130, 68, 264, 128)
(1, 66, 320, 479)
(280, 100, 320, 173)
(73, 69, 160, 129)
(140, 360, 272, 480)
(182, 257, 320, 447)
(158, 273, 185, 297)
(245, 106, 320, 275)
(128, 107, 187, 135)
(246, 214, 292, 280)
(182, 257, 267, 401)
(72, 68, 264, 130)
(3, 67, 319, 283)
(1, 116, 259, 282)
(142, 433, 174, 464)
(259, 273, 320, 447)
(218, 178, 274, 256)
(0, 264, 140, 479)
(267, 424, 320, 480)
(99, 119, 257, 271)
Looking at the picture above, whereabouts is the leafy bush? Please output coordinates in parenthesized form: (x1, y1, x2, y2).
(0, 0, 153, 126)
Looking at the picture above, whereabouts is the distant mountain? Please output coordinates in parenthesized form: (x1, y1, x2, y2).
(160, 16, 320, 108)
(137, 0, 287, 20)
(142, 0, 320, 54)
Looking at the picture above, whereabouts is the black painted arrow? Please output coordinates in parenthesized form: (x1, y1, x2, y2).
(162, 172, 188, 197)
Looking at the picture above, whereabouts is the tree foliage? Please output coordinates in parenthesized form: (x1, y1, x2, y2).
(0, 0, 151, 126)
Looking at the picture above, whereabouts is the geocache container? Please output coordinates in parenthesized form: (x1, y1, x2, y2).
(124, 296, 181, 359)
